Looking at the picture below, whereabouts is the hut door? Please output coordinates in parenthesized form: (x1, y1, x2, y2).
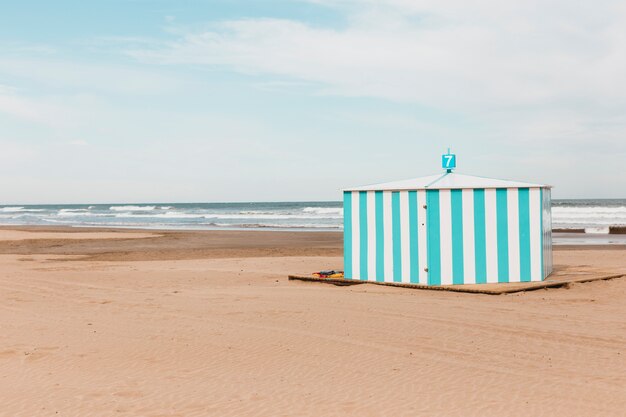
(425, 190, 441, 286)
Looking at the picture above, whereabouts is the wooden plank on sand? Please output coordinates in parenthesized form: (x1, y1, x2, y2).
(288, 274, 625, 295)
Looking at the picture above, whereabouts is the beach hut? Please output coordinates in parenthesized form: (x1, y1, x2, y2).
(343, 152, 552, 285)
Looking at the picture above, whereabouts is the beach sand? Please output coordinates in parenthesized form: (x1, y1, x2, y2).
(0, 227, 625, 416)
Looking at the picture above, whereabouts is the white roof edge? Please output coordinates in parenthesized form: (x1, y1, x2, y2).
(343, 185, 552, 191)
(343, 172, 551, 191)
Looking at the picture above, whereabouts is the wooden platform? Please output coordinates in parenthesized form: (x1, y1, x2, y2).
(288, 268, 625, 295)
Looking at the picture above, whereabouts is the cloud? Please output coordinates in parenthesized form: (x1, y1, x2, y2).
(0, 140, 39, 172)
(127, 1, 626, 104)
(0, 85, 77, 128)
(0, 57, 185, 96)
(124, 1, 626, 150)
(65, 139, 89, 146)
(0, 41, 57, 55)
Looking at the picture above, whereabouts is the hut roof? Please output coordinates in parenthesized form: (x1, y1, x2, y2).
(344, 172, 549, 192)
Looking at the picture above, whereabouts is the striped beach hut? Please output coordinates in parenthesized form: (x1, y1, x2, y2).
(343, 154, 552, 285)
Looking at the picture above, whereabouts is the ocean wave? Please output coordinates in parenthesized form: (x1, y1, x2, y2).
(302, 207, 343, 215)
(57, 211, 87, 217)
(114, 211, 205, 219)
(111, 212, 342, 220)
(0, 206, 46, 213)
(552, 205, 626, 229)
(553, 207, 626, 215)
(0, 214, 25, 219)
(58, 211, 111, 217)
(237, 209, 341, 218)
(585, 227, 610, 234)
(209, 222, 341, 229)
(31, 219, 341, 230)
(109, 205, 157, 211)
(554, 215, 626, 221)
(208, 213, 341, 220)
(552, 217, 626, 226)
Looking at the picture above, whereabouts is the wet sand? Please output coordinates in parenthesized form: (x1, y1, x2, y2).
(0, 227, 625, 416)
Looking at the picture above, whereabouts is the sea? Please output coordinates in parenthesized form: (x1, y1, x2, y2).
(0, 199, 624, 236)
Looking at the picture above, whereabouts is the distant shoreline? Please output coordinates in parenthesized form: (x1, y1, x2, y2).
(554, 226, 626, 235)
(1, 225, 625, 247)
(3, 223, 625, 234)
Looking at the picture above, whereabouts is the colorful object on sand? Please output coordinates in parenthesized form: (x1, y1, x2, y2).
(312, 270, 344, 279)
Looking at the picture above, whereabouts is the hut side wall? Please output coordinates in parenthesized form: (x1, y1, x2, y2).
(343, 187, 547, 285)
(542, 187, 553, 278)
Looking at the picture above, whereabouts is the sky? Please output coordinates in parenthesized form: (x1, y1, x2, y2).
(1, 0, 625, 204)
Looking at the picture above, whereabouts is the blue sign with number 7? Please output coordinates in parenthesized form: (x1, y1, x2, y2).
(442, 153, 456, 170)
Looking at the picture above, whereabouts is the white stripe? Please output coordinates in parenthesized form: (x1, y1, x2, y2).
(351, 191, 360, 279)
(400, 191, 410, 283)
(529, 188, 541, 281)
(439, 189, 453, 285)
(484, 189, 498, 283)
(417, 190, 428, 284)
(507, 188, 521, 282)
(462, 189, 476, 284)
(383, 191, 394, 282)
(367, 191, 376, 282)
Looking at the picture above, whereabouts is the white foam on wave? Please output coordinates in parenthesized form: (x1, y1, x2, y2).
(302, 207, 343, 215)
(0, 207, 45, 213)
(112, 212, 341, 220)
(0, 214, 24, 219)
(552, 205, 626, 229)
(585, 227, 610, 234)
(109, 205, 157, 211)
(210, 222, 341, 229)
(155, 212, 203, 219)
(553, 206, 626, 214)
(211, 213, 341, 220)
(114, 211, 205, 219)
(58, 210, 111, 217)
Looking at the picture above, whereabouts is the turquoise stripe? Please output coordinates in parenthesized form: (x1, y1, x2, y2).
(473, 189, 487, 284)
(539, 188, 546, 280)
(359, 191, 368, 281)
(375, 191, 384, 282)
(408, 191, 419, 283)
(451, 189, 464, 285)
(496, 189, 509, 283)
(343, 192, 352, 279)
(426, 190, 441, 285)
(518, 188, 531, 282)
(392, 191, 402, 282)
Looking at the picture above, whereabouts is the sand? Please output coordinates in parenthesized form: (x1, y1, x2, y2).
(0, 227, 625, 416)
(0, 229, 157, 241)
